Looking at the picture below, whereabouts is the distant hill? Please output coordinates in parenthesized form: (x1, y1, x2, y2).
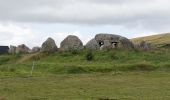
(131, 33, 170, 47)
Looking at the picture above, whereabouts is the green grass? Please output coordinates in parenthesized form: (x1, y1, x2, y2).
(0, 49, 170, 99)
(0, 49, 170, 77)
(1, 72, 170, 100)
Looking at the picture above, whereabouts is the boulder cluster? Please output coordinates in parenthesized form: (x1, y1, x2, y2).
(8, 33, 151, 54)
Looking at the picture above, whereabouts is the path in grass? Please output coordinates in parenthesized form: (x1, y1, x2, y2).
(0, 71, 170, 100)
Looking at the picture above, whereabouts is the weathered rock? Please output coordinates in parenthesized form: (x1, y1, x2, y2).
(95, 34, 120, 43)
(15, 44, 30, 54)
(8, 45, 16, 54)
(94, 33, 134, 50)
(139, 41, 151, 50)
(41, 37, 57, 53)
(60, 35, 83, 51)
(118, 37, 134, 48)
(31, 46, 41, 53)
(85, 38, 100, 50)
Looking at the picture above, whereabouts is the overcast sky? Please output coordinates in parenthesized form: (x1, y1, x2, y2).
(0, 0, 170, 48)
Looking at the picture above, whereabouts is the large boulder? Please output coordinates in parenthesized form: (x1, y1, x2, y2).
(94, 33, 134, 50)
(31, 46, 41, 53)
(118, 37, 134, 48)
(85, 38, 100, 50)
(95, 34, 120, 43)
(15, 44, 30, 54)
(41, 37, 58, 53)
(60, 35, 83, 51)
(8, 45, 16, 54)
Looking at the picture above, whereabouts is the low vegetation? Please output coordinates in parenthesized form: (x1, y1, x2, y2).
(0, 48, 170, 76)
(0, 48, 170, 99)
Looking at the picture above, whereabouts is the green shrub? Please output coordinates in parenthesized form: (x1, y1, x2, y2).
(71, 49, 80, 55)
(86, 51, 94, 61)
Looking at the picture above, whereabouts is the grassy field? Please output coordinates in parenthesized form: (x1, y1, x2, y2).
(0, 48, 170, 99)
(1, 72, 170, 100)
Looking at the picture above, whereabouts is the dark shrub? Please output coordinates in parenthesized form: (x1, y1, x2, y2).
(110, 51, 119, 60)
(71, 50, 79, 55)
(86, 51, 94, 61)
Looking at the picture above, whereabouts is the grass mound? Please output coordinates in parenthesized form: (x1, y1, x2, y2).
(0, 48, 169, 76)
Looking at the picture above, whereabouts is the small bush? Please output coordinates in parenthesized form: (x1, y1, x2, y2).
(86, 51, 94, 61)
(71, 49, 79, 55)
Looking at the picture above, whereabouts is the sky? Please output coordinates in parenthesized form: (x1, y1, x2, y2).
(0, 0, 170, 48)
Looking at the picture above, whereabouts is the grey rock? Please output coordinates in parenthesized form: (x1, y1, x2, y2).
(118, 37, 134, 48)
(41, 37, 57, 53)
(139, 41, 151, 50)
(85, 38, 100, 50)
(60, 35, 83, 51)
(8, 45, 16, 54)
(15, 44, 30, 54)
(31, 46, 41, 53)
(94, 33, 134, 49)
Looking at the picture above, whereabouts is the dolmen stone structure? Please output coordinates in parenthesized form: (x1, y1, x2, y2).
(60, 35, 84, 51)
(86, 33, 134, 50)
(7, 33, 135, 54)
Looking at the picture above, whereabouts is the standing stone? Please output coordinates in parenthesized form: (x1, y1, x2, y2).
(8, 45, 16, 54)
(85, 38, 100, 50)
(41, 37, 58, 53)
(60, 35, 83, 51)
(15, 44, 30, 54)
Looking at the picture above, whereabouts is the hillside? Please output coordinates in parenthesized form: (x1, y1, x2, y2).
(131, 33, 170, 47)
(0, 49, 170, 76)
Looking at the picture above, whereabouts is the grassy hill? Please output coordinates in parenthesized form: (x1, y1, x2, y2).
(0, 49, 170, 77)
(131, 33, 170, 47)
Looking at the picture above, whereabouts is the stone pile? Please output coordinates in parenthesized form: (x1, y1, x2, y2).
(8, 33, 136, 54)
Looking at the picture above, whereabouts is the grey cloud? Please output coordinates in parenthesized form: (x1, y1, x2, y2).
(0, 0, 170, 31)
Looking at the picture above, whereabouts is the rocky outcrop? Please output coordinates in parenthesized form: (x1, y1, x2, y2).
(15, 44, 30, 54)
(31, 46, 41, 53)
(86, 33, 134, 50)
(85, 38, 100, 50)
(60, 35, 83, 51)
(41, 37, 58, 53)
